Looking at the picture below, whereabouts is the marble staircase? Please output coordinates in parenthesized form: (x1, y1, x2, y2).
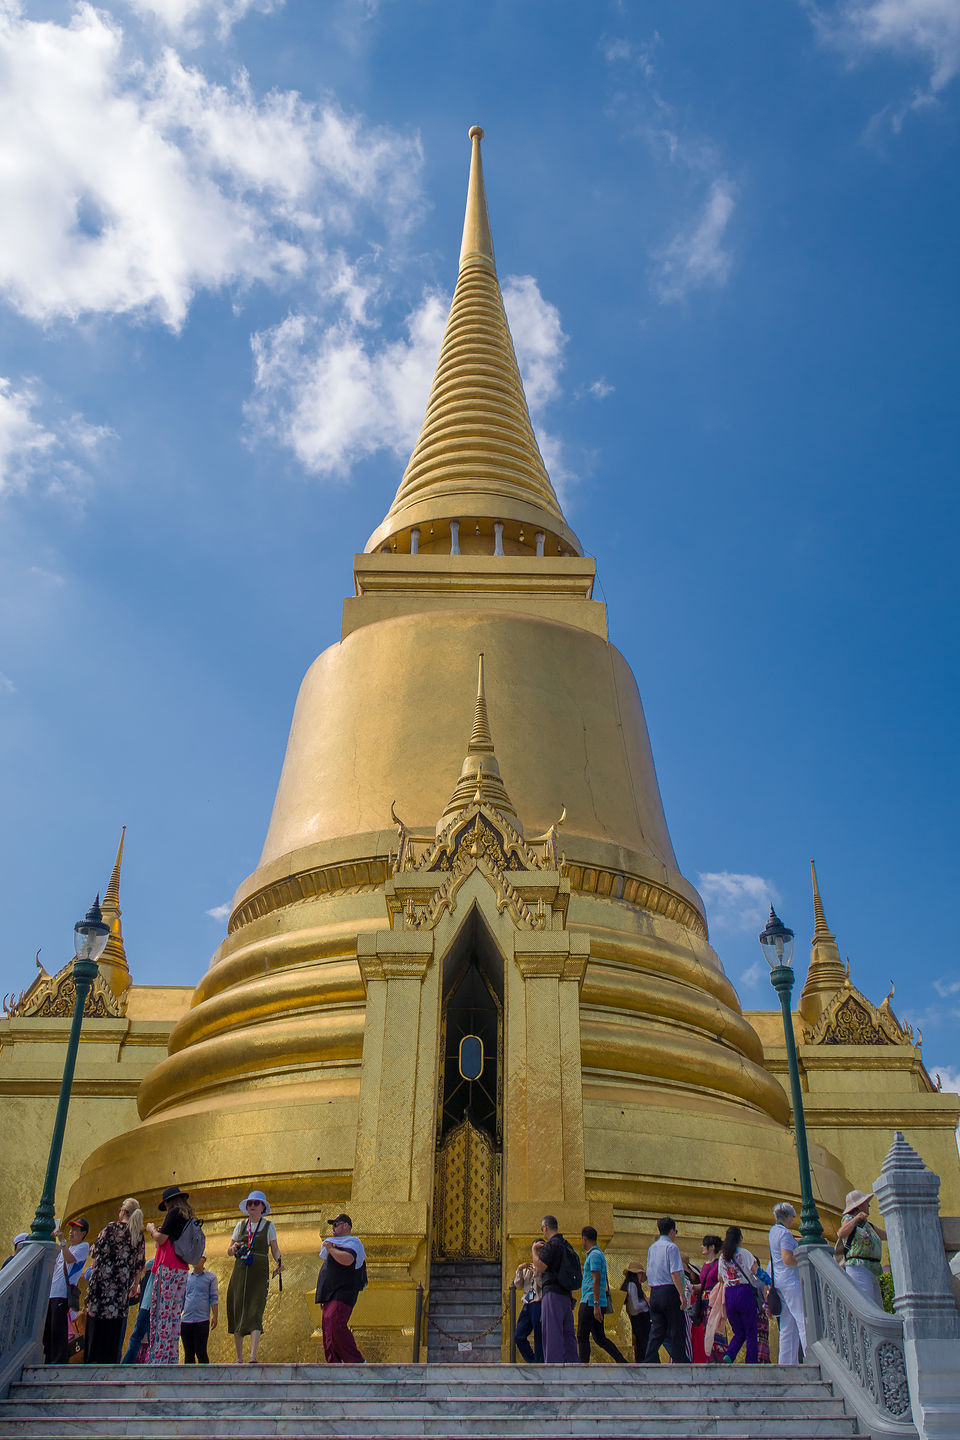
(426, 1260, 503, 1363)
(0, 1362, 861, 1438)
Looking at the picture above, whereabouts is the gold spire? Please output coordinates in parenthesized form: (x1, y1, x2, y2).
(437, 653, 520, 831)
(459, 126, 495, 269)
(365, 126, 582, 557)
(98, 826, 131, 1000)
(799, 858, 846, 1025)
(810, 859, 836, 944)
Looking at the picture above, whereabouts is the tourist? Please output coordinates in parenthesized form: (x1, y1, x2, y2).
(227, 1190, 283, 1363)
(84, 1199, 145, 1364)
(145, 1186, 193, 1364)
(2, 1233, 29, 1271)
(180, 1252, 219, 1364)
(718, 1225, 760, 1364)
(769, 1202, 805, 1363)
(121, 1257, 154, 1364)
(643, 1217, 687, 1363)
(44, 1218, 89, 1363)
(622, 1260, 650, 1362)
(690, 1235, 723, 1363)
(512, 1255, 543, 1363)
(577, 1226, 627, 1363)
(836, 1189, 883, 1308)
(316, 1212, 365, 1363)
(531, 1215, 579, 1363)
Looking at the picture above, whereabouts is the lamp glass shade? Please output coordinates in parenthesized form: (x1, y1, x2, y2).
(759, 907, 795, 970)
(74, 898, 109, 963)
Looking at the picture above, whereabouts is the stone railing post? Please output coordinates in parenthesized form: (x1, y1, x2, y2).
(874, 1131, 960, 1439)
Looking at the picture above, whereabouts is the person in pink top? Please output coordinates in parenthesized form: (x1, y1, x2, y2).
(145, 1186, 193, 1364)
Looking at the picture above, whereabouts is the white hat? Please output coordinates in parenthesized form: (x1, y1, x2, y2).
(239, 1190, 271, 1215)
(843, 1189, 873, 1215)
(13, 1233, 28, 1248)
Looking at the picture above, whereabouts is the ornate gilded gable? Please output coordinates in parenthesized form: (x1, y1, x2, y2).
(806, 976, 914, 1047)
(3, 953, 124, 1020)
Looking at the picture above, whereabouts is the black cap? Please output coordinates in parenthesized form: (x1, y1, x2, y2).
(326, 1213, 352, 1227)
(70, 1218, 89, 1235)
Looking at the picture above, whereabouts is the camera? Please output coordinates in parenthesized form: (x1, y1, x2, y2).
(234, 1240, 254, 1267)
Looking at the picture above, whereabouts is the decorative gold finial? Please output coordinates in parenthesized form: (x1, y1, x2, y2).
(810, 859, 836, 944)
(437, 653, 520, 831)
(459, 122, 495, 270)
(98, 826, 131, 999)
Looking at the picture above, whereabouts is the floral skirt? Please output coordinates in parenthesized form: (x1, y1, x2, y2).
(146, 1266, 188, 1364)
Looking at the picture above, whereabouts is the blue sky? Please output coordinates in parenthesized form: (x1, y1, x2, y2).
(1, 0, 958, 1087)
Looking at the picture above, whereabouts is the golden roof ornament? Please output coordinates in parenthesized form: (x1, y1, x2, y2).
(437, 653, 520, 832)
(798, 858, 848, 1025)
(365, 126, 582, 557)
(98, 826, 131, 1001)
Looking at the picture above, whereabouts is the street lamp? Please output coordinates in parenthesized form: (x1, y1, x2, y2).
(27, 896, 110, 1244)
(759, 905, 827, 1248)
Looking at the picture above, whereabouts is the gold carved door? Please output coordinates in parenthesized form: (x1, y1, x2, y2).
(433, 1115, 501, 1260)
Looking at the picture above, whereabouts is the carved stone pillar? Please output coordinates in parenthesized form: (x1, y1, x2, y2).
(874, 1131, 960, 1438)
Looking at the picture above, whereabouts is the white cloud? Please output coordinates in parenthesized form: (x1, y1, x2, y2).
(934, 978, 960, 998)
(0, 671, 17, 695)
(0, 376, 113, 496)
(124, 0, 282, 43)
(29, 566, 66, 585)
(247, 272, 572, 484)
(0, 4, 422, 329)
(206, 902, 231, 921)
(698, 870, 781, 934)
(813, 0, 960, 126)
(739, 960, 767, 991)
(586, 378, 614, 399)
(654, 180, 736, 302)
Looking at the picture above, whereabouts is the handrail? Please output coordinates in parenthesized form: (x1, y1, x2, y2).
(799, 1247, 917, 1439)
(0, 1243, 57, 1398)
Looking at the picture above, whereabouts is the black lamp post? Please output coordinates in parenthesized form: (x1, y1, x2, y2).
(759, 905, 826, 1248)
(27, 897, 110, 1244)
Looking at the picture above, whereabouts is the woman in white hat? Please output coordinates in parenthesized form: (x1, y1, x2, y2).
(836, 1189, 883, 1308)
(226, 1191, 283, 1362)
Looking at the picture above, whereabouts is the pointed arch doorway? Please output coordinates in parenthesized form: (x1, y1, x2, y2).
(433, 908, 503, 1262)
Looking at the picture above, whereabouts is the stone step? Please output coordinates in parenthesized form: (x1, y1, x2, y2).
(8, 1380, 840, 1403)
(0, 1397, 852, 1421)
(19, 1363, 830, 1385)
(0, 1422, 860, 1438)
(428, 1300, 503, 1315)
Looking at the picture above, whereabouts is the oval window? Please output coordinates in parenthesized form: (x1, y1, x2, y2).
(459, 1034, 484, 1081)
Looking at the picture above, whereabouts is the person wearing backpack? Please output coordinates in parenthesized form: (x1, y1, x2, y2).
(315, 1213, 366, 1363)
(577, 1227, 627, 1363)
(144, 1186, 194, 1364)
(531, 1215, 580, 1363)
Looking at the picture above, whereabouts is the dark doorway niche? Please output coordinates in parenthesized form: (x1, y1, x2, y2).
(438, 907, 503, 1143)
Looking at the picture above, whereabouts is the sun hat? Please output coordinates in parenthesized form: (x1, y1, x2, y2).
(12, 1233, 28, 1248)
(625, 1258, 645, 1275)
(239, 1190, 271, 1215)
(843, 1189, 873, 1214)
(158, 1185, 190, 1211)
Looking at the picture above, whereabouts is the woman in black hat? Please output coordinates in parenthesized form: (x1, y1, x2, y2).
(144, 1186, 194, 1364)
(83, 1198, 144, 1364)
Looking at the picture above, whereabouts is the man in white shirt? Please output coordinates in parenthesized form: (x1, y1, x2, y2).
(643, 1216, 687, 1362)
(44, 1218, 89, 1364)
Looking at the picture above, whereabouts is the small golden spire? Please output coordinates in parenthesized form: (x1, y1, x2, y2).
(459, 126, 495, 270)
(810, 859, 835, 944)
(799, 857, 845, 1026)
(99, 826, 131, 1000)
(438, 654, 520, 831)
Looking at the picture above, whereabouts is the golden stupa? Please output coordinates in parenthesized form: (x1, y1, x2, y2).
(31, 127, 954, 1361)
